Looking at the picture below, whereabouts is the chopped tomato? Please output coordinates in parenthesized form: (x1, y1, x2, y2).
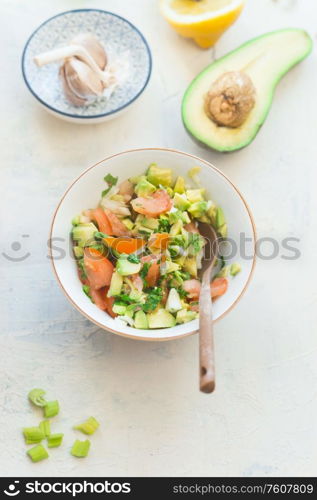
(146, 262, 160, 287)
(104, 295, 116, 318)
(90, 287, 107, 310)
(90, 287, 116, 317)
(90, 207, 112, 234)
(103, 236, 146, 254)
(183, 279, 201, 300)
(84, 247, 114, 290)
(211, 277, 228, 299)
(131, 190, 172, 217)
(104, 209, 130, 237)
(149, 232, 169, 251)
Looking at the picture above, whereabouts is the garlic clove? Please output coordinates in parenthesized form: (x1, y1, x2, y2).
(64, 58, 104, 101)
(59, 64, 88, 106)
(71, 33, 107, 70)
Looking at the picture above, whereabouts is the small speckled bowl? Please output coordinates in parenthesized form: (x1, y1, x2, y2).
(21, 9, 152, 124)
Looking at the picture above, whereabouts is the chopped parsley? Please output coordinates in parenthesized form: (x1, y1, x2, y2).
(102, 174, 118, 197)
(142, 287, 162, 312)
(127, 254, 140, 264)
(140, 263, 150, 284)
(157, 217, 171, 233)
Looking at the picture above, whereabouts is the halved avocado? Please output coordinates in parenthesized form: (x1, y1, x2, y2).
(182, 29, 312, 152)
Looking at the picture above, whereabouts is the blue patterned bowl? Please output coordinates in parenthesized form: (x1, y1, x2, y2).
(21, 9, 152, 123)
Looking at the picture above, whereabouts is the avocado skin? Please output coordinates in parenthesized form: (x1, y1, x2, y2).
(182, 28, 313, 153)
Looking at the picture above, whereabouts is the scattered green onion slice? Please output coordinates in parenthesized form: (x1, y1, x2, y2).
(74, 416, 100, 435)
(39, 420, 51, 437)
(28, 388, 47, 407)
(47, 433, 64, 448)
(27, 444, 49, 462)
(43, 400, 59, 418)
(23, 427, 45, 444)
(71, 439, 91, 458)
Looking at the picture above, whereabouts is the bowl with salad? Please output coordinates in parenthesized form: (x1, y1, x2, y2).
(50, 148, 256, 340)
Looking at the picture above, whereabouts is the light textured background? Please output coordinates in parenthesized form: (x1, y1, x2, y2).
(1, 0, 317, 477)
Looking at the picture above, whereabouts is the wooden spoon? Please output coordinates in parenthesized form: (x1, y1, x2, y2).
(197, 222, 219, 394)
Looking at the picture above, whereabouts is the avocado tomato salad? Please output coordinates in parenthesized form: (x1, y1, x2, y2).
(71, 164, 239, 329)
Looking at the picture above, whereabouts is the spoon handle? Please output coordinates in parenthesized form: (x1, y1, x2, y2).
(199, 271, 215, 393)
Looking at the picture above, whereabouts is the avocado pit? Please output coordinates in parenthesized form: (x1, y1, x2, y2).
(204, 71, 256, 128)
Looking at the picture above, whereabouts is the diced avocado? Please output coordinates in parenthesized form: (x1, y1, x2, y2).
(188, 201, 208, 218)
(147, 164, 172, 187)
(166, 187, 174, 198)
(135, 179, 156, 197)
(141, 217, 159, 230)
(72, 223, 98, 248)
(129, 174, 146, 185)
(112, 304, 127, 315)
(122, 218, 134, 230)
(173, 193, 190, 211)
(207, 204, 217, 225)
(218, 223, 228, 239)
(129, 289, 143, 302)
(170, 219, 183, 237)
(230, 263, 241, 276)
(107, 271, 123, 297)
(215, 207, 226, 229)
(72, 214, 90, 226)
(73, 246, 84, 259)
(188, 166, 201, 182)
(134, 310, 149, 329)
(186, 189, 205, 203)
(147, 309, 176, 329)
(174, 255, 186, 266)
(168, 210, 190, 225)
(174, 176, 185, 194)
(166, 288, 182, 313)
(183, 257, 197, 278)
(136, 225, 153, 236)
(216, 265, 230, 278)
(116, 258, 141, 276)
(162, 260, 180, 275)
(176, 309, 198, 324)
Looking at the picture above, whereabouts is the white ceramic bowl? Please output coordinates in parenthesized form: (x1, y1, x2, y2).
(50, 148, 256, 341)
(21, 9, 152, 124)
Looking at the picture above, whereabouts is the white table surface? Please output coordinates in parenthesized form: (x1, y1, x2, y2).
(1, 0, 317, 477)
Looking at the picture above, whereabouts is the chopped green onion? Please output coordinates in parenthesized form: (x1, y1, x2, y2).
(28, 388, 47, 407)
(71, 439, 91, 458)
(39, 420, 51, 437)
(74, 416, 100, 435)
(44, 400, 59, 418)
(27, 444, 49, 462)
(23, 426, 45, 444)
(47, 433, 64, 448)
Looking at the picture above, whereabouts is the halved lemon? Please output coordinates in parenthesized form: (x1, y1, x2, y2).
(160, 0, 245, 48)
